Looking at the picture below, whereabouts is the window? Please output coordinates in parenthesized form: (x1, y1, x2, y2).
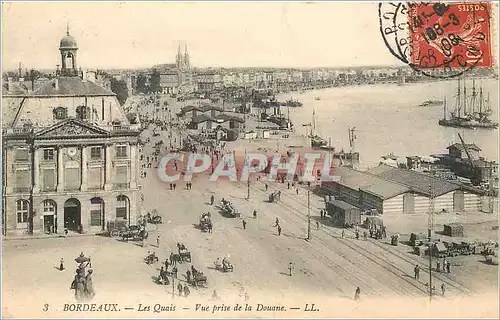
(15, 169, 30, 192)
(116, 195, 129, 220)
(115, 166, 128, 186)
(43, 200, 56, 214)
(90, 147, 102, 160)
(53, 107, 68, 120)
(65, 168, 80, 191)
(116, 145, 128, 158)
(42, 169, 56, 191)
(15, 148, 29, 161)
(90, 198, 104, 227)
(16, 200, 29, 224)
(43, 148, 54, 161)
(76, 106, 88, 120)
(89, 167, 102, 189)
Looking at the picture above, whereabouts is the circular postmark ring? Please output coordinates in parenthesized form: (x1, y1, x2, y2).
(379, 1, 493, 79)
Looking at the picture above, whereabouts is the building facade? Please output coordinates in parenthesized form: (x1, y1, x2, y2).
(2, 28, 141, 236)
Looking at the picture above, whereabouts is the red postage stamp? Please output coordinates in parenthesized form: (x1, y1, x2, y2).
(408, 2, 492, 70)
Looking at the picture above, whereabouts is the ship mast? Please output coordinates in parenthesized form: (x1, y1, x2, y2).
(471, 77, 476, 114)
(463, 76, 467, 116)
(443, 97, 447, 120)
(456, 77, 461, 117)
(479, 85, 483, 114)
(312, 109, 316, 136)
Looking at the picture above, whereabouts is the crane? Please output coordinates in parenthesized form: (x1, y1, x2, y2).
(457, 133, 482, 186)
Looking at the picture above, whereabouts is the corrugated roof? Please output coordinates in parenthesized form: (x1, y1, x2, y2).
(216, 113, 244, 123)
(334, 167, 410, 200)
(368, 164, 460, 197)
(447, 143, 482, 152)
(191, 113, 216, 124)
(29, 77, 115, 96)
(326, 199, 359, 211)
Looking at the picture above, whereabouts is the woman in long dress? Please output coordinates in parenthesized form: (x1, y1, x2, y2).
(75, 274, 86, 301)
(85, 269, 95, 300)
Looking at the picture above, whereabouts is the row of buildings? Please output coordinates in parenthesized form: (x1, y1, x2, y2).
(2, 28, 141, 236)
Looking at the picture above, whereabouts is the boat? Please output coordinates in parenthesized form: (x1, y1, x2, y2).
(439, 77, 498, 129)
(419, 100, 442, 107)
(285, 99, 303, 107)
(304, 109, 328, 149)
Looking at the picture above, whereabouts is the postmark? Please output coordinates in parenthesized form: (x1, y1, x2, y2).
(379, 2, 493, 78)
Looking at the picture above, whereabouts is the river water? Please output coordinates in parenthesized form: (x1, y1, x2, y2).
(279, 79, 499, 168)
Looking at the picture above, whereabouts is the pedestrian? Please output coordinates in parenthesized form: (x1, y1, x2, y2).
(354, 287, 361, 301)
(64, 228, 69, 237)
(441, 283, 446, 297)
(242, 220, 247, 230)
(210, 195, 215, 205)
(156, 235, 160, 248)
(159, 267, 165, 283)
(170, 183, 173, 190)
(177, 283, 183, 296)
(277, 225, 282, 236)
(288, 262, 293, 276)
(288, 182, 290, 189)
(265, 183, 268, 191)
(212, 290, 219, 300)
(253, 210, 257, 219)
(363, 231, 367, 240)
(172, 266, 178, 278)
(183, 285, 190, 297)
(414, 264, 420, 280)
(186, 270, 191, 284)
(355, 230, 360, 240)
(341, 229, 345, 238)
(316, 221, 320, 231)
(173, 183, 177, 190)
(275, 218, 280, 227)
(169, 252, 174, 266)
(296, 188, 299, 195)
(436, 261, 441, 272)
(446, 260, 451, 273)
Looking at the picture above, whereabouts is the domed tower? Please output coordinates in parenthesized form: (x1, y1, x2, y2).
(59, 24, 78, 76)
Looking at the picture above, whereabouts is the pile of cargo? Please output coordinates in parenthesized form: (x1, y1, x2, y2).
(443, 223, 464, 237)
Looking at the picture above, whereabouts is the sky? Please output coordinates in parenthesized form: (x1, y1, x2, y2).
(1, 1, 404, 70)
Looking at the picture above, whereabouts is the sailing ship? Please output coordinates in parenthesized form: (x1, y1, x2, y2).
(439, 78, 498, 129)
(304, 109, 328, 149)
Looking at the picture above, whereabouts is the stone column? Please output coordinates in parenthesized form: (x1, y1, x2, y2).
(57, 146, 64, 192)
(80, 146, 87, 191)
(33, 147, 40, 193)
(130, 143, 137, 189)
(104, 143, 112, 191)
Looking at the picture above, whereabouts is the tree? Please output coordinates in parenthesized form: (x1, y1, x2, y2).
(150, 69, 162, 93)
(136, 73, 148, 93)
(110, 78, 129, 105)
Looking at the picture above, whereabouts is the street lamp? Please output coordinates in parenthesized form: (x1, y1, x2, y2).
(428, 184, 435, 302)
(307, 182, 311, 241)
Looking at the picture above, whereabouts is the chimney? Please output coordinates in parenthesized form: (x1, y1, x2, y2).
(54, 78, 59, 90)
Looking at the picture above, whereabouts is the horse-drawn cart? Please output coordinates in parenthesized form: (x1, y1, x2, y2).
(177, 243, 192, 262)
(269, 190, 281, 203)
(199, 213, 212, 232)
(190, 266, 207, 287)
(220, 199, 240, 218)
(106, 219, 128, 237)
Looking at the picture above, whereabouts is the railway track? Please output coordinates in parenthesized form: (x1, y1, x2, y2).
(227, 181, 428, 297)
(236, 179, 473, 297)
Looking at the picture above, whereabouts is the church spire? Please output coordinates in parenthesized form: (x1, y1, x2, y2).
(183, 42, 190, 69)
(66, 22, 70, 36)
